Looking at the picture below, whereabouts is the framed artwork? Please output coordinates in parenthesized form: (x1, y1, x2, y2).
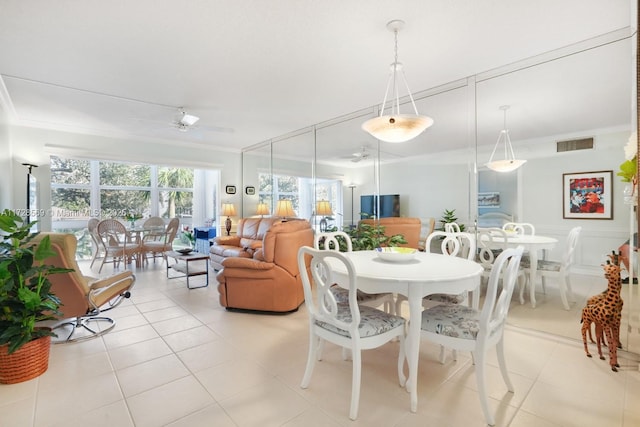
(478, 192, 500, 208)
(225, 185, 236, 195)
(245, 186, 255, 195)
(563, 170, 613, 219)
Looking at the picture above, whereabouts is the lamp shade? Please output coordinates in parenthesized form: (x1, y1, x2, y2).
(316, 200, 333, 216)
(362, 114, 434, 143)
(485, 106, 526, 173)
(485, 159, 527, 173)
(221, 203, 236, 217)
(256, 203, 269, 216)
(275, 200, 295, 218)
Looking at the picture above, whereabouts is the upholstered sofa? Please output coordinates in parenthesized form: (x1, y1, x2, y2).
(215, 219, 314, 312)
(209, 217, 281, 271)
(359, 217, 422, 249)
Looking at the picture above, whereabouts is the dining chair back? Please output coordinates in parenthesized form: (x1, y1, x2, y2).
(142, 216, 166, 242)
(444, 222, 461, 233)
(142, 217, 180, 264)
(503, 222, 535, 235)
(426, 230, 476, 261)
(96, 219, 141, 272)
(87, 217, 102, 268)
(420, 246, 524, 426)
(478, 227, 526, 304)
(314, 231, 395, 314)
(523, 226, 581, 310)
(297, 246, 406, 420)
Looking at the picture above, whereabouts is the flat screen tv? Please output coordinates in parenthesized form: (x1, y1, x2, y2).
(360, 194, 400, 219)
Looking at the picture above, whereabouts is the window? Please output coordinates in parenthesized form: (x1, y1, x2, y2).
(50, 156, 209, 258)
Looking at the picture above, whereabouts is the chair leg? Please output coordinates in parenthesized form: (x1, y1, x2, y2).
(496, 338, 514, 392)
(558, 275, 571, 310)
(349, 347, 361, 420)
(474, 350, 495, 426)
(397, 334, 406, 387)
(565, 272, 576, 303)
(300, 332, 318, 389)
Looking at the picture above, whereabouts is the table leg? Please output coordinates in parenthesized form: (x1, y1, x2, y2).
(529, 250, 539, 308)
(405, 286, 422, 412)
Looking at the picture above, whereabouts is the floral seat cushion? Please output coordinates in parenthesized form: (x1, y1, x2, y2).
(424, 293, 466, 305)
(519, 258, 560, 271)
(316, 304, 405, 338)
(420, 303, 480, 340)
(329, 284, 392, 304)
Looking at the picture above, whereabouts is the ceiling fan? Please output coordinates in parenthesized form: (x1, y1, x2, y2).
(171, 109, 200, 132)
(346, 146, 371, 163)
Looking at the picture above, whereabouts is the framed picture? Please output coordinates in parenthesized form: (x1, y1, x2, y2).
(245, 186, 255, 195)
(563, 170, 613, 219)
(225, 185, 236, 195)
(478, 191, 500, 208)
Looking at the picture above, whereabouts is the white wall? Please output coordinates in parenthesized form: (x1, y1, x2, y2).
(0, 106, 11, 209)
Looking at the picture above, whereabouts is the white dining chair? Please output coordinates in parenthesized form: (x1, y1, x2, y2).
(503, 222, 536, 235)
(297, 246, 406, 420)
(314, 231, 395, 314)
(444, 222, 462, 233)
(521, 226, 581, 310)
(477, 227, 526, 304)
(420, 246, 524, 426)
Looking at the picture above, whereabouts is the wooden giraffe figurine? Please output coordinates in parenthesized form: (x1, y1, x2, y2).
(586, 251, 624, 349)
(580, 253, 623, 371)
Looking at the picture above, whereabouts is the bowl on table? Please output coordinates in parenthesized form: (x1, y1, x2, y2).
(176, 248, 193, 255)
(375, 247, 417, 263)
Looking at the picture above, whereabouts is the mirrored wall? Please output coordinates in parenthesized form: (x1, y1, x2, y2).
(241, 30, 637, 353)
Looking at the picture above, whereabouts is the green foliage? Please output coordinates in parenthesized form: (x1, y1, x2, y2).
(323, 222, 407, 252)
(617, 158, 637, 183)
(437, 209, 465, 232)
(0, 210, 71, 354)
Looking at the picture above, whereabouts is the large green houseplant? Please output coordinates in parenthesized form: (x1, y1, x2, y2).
(0, 209, 68, 356)
(324, 217, 407, 252)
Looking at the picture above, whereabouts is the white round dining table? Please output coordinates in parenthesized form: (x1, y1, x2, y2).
(324, 250, 483, 413)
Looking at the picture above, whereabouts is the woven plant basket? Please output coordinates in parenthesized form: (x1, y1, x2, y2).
(0, 335, 51, 384)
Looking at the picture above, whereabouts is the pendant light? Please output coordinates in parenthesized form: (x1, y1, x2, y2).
(485, 105, 526, 172)
(362, 20, 434, 143)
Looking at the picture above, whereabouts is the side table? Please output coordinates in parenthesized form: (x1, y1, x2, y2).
(166, 251, 209, 289)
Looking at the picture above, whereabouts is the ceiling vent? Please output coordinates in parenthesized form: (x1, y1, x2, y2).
(556, 137, 594, 152)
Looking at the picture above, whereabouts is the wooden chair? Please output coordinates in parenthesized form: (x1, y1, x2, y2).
(314, 231, 395, 314)
(297, 246, 406, 420)
(87, 217, 102, 268)
(97, 219, 141, 272)
(420, 246, 524, 426)
(141, 217, 179, 265)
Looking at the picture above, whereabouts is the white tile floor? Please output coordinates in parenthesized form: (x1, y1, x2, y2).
(1, 259, 639, 427)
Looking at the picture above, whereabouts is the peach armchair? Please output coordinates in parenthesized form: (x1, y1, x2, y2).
(216, 219, 314, 312)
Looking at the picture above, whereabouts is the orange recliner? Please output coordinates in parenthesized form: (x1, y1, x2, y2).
(215, 219, 314, 312)
(33, 233, 135, 342)
(358, 217, 422, 249)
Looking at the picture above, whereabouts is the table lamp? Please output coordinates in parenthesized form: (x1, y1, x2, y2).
(256, 203, 270, 217)
(316, 200, 333, 232)
(221, 203, 236, 236)
(275, 199, 295, 220)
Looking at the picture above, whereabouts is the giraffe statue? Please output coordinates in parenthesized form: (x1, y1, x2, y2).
(580, 252, 623, 371)
(585, 251, 624, 349)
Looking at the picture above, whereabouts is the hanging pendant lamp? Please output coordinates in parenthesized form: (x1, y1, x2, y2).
(362, 20, 434, 143)
(485, 105, 526, 173)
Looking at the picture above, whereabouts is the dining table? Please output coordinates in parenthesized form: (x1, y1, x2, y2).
(481, 232, 558, 308)
(324, 250, 483, 413)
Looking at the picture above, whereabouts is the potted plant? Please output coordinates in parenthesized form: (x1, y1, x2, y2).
(0, 209, 70, 384)
(323, 218, 407, 252)
(437, 208, 466, 232)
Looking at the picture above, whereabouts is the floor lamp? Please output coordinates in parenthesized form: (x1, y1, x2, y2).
(348, 184, 356, 229)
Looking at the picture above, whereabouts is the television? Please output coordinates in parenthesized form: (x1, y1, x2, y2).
(360, 194, 400, 219)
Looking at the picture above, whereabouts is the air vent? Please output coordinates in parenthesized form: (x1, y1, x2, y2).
(556, 137, 594, 152)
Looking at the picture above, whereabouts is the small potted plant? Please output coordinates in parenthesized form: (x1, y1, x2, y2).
(0, 209, 70, 384)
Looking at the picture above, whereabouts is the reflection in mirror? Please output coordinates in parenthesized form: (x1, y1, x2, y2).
(242, 142, 272, 218)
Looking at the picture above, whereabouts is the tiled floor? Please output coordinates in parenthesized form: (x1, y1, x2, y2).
(1, 259, 639, 427)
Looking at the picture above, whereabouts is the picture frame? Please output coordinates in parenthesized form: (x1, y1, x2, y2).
(225, 185, 236, 195)
(563, 170, 613, 219)
(245, 186, 255, 195)
(478, 191, 500, 208)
